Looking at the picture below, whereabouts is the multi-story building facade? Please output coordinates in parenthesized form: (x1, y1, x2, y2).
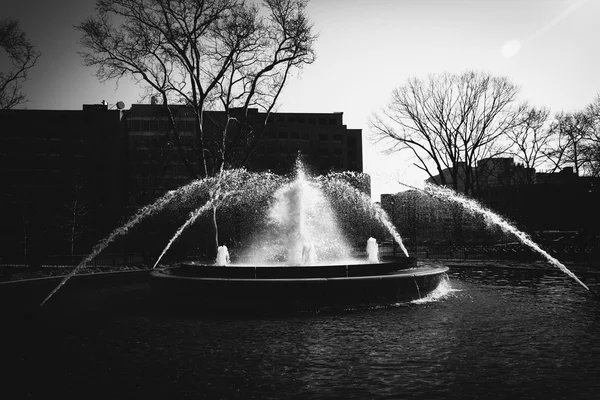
(0, 104, 128, 262)
(0, 102, 365, 262)
(125, 104, 364, 203)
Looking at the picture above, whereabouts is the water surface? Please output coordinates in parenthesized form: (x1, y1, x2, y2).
(4, 264, 600, 399)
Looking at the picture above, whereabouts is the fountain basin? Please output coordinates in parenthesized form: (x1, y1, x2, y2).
(150, 258, 448, 313)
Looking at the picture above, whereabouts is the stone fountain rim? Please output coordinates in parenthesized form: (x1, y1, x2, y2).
(150, 265, 449, 282)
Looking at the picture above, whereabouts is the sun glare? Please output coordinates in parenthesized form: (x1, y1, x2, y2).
(501, 39, 521, 58)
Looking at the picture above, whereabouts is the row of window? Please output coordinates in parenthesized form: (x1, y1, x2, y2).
(128, 119, 196, 132)
(266, 131, 345, 142)
(269, 116, 340, 125)
(129, 115, 341, 128)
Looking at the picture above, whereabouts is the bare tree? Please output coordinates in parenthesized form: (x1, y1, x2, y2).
(370, 71, 523, 196)
(64, 197, 88, 258)
(0, 18, 41, 109)
(545, 110, 593, 176)
(78, 0, 316, 255)
(505, 104, 551, 183)
(202, 0, 316, 249)
(583, 95, 600, 176)
(77, 0, 315, 179)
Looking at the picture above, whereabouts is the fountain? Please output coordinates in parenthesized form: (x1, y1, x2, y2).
(37, 160, 447, 312)
(148, 163, 448, 312)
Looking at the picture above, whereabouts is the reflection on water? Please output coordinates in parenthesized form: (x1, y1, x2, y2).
(4, 264, 600, 399)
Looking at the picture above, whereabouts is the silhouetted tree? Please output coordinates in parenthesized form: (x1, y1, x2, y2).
(546, 110, 594, 176)
(0, 18, 41, 109)
(370, 71, 524, 196)
(582, 95, 600, 176)
(63, 181, 88, 257)
(78, 0, 316, 255)
(78, 0, 316, 179)
(505, 105, 551, 183)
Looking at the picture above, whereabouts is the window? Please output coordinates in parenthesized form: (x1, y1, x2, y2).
(319, 134, 328, 142)
(301, 132, 309, 141)
(291, 131, 299, 140)
(308, 117, 316, 125)
(333, 134, 342, 142)
(329, 118, 336, 125)
(318, 118, 326, 125)
(278, 131, 288, 139)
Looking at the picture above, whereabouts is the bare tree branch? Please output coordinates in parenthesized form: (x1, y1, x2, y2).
(369, 71, 522, 196)
(0, 18, 41, 109)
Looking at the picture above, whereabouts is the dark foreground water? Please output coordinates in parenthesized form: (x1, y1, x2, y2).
(3, 264, 600, 399)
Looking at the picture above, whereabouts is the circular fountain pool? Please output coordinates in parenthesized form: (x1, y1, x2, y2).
(150, 258, 448, 313)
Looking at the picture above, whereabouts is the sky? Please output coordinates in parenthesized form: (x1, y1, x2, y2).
(2, 0, 600, 200)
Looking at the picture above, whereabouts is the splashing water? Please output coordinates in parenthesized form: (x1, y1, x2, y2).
(317, 173, 410, 257)
(40, 169, 285, 306)
(152, 170, 287, 268)
(152, 199, 216, 269)
(242, 165, 353, 265)
(216, 245, 231, 266)
(422, 183, 591, 292)
(411, 274, 458, 304)
(41, 163, 411, 306)
(40, 178, 214, 307)
(366, 237, 379, 263)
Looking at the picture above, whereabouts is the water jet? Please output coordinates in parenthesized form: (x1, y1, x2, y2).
(43, 162, 449, 311)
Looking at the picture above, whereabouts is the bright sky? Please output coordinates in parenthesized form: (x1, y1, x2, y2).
(2, 0, 599, 200)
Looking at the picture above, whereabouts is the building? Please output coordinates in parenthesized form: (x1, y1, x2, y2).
(125, 104, 364, 203)
(425, 157, 535, 196)
(0, 103, 365, 262)
(0, 105, 128, 262)
(380, 191, 491, 246)
(388, 157, 600, 240)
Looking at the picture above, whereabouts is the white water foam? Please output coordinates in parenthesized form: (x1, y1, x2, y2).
(411, 274, 460, 304)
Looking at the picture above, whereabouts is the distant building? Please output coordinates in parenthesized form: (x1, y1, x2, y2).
(425, 157, 535, 195)
(477, 157, 535, 187)
(381, 191, 489, 246)
(389, 157, 600, 237)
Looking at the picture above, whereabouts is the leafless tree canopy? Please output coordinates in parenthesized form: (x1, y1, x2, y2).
(584, 96, 600, 176)
(77, 0, 316, 178)
(0, 18, 41, 109)
(370, 71, 523, 195)
(505, 104, 551, 181)
(543, 96, 600, 177)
